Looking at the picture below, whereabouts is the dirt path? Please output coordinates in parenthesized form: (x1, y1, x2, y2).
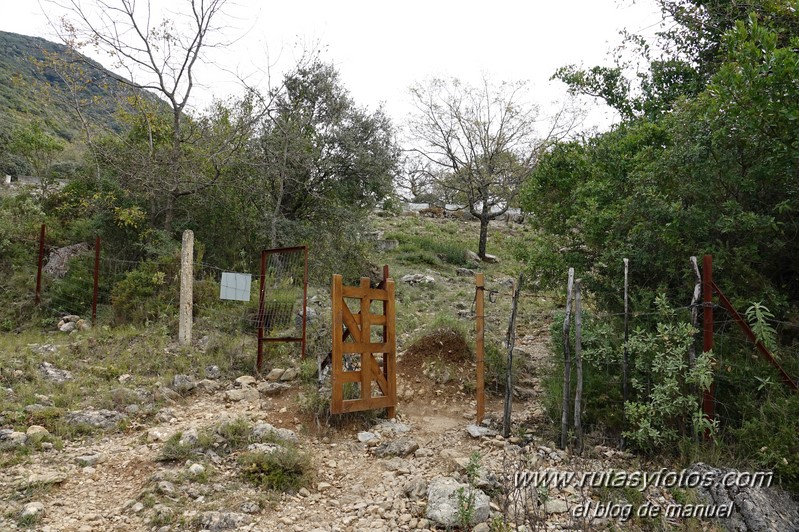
(2, 332, 568, 532)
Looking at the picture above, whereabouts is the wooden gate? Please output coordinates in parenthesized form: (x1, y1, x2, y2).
(331, 275, 396, 416)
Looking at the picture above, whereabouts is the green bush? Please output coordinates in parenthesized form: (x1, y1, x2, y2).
(734, 390, 799, 490)
(238, 447, 312, 493)
(110, 255, 179, 325)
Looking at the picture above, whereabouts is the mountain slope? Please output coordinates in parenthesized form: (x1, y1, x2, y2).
(0, 30, 144, 146)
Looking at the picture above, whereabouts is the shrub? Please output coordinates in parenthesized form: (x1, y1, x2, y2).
(238, 447, 312, 493)
(110, 254, 179, 325)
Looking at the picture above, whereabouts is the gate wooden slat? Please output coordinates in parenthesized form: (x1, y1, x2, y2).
(342, 305, 362, 343)
(342, 342, 388, 353)
(360, 278, 371, 400)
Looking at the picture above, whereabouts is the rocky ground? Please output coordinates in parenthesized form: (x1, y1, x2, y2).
(2, 327, 799, 532)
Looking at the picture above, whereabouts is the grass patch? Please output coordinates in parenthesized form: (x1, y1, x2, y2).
(238, 447, 312, 493)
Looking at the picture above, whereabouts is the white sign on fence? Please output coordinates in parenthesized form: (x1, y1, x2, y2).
(220, 272, 251, 301)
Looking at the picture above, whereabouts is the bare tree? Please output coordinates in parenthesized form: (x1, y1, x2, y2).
(407, 77, 579, 258)
(49, 0, 237, 231)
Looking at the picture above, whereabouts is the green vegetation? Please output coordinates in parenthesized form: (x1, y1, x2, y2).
(238, 446, 313, 493)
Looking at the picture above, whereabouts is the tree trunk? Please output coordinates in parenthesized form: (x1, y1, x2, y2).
(477, 215, 489, 259)
(163, 193, 176, 233)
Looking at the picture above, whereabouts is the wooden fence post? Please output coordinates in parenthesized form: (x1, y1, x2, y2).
(573, 278, 584, 455)
(502, 273, 523, 438)
(178, 229, 193, 346)
(560, 267, 575, 450)
(475, 273, 485, 425)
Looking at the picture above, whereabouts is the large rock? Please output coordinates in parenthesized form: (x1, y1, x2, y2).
(373, 438, 419, 458)
(0, 429, 27, 448)
(426, 476, 490, 527)
(38, 362, 73, 383)
(401, 274, 435, 285)
(65, 409, 126, 429)
(257, 381, 290, 395)
(43, 242, 90, 278)
(197, 511, 251, 531)
(688, 463, 799, 531)
(252, 421, 298, 444)
(224, 387, 260, 403)
(171, 374, 196, 394)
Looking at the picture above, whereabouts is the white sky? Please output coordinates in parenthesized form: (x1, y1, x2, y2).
(1, 0, 664, 132)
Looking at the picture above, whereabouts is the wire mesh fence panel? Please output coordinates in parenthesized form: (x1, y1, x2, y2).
(256, 246, 309, 370)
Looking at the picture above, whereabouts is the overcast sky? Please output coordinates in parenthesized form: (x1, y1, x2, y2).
(1, 0, 664, 131)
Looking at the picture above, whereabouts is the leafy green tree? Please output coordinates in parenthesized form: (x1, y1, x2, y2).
(247, 60, 399, 279)
(9, 121, 64, 193)
(55, 0, 239, 232)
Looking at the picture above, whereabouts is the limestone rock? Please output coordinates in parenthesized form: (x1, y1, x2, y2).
(465, 424, 497, 438)
(26, 425, 50, 437)
(205, 365, 221, 380)
(373, 438, 419, 458)
(257, 381, 290, 395)
(264, 368, 285, 381)
(171, 374, 196, 394)
(43, 243, 89, 278)
(39, 362, 73, 383)
(401, 274, 435, 285)
(689, 462, 799, 531)
(65, 409, 125, 429)
(147, 427, 173, 443)
(544, 499, 569, 514)
(179, 427, 199, 446)
(21, 502, 45, 520)
(76, 453, 106, 467)
(196, 511, 251, 531)
(279, 367, 298, 381)
(224, 387, 260, 403)
(403, 477, 428, 500)
(426, 476, 490, 527)
(235, 375, 256, 387)
(0, 429, 27, 448)
(252, 421, 298, 444)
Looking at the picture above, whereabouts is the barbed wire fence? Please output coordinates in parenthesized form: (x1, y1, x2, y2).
(31, 228, 310, 369)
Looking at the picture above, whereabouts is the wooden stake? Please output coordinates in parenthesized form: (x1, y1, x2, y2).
(688, 257, 701, 368)
(573, 278, 584, 455)
(475, 273, 485, 424)
(560, 267, 574, 450)
(178, 230, 193, 345)
(502, 273, 523, 438)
